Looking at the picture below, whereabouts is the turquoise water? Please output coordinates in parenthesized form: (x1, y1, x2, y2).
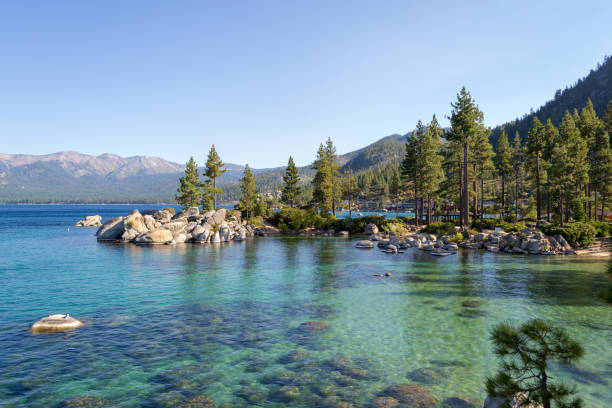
(0, 205, 611, 407)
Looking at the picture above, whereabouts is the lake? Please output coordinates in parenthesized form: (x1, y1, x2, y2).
(0, 205, 610, 407)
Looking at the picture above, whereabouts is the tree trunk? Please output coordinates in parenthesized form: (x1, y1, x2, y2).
(458, 163, 463, 229)
(213, 177, 217, 209)
(414, 195, 419, 227)
(515, 178, 519, 219)
(462, 142, 469, 228)
(546, 189, 551, 222)
(473, 164, 478, 222)
(559, 195, 564, 227)
(348, 192, 352, 219)
(501, 177, 505, 219)
(594, 190, 597, 223)
(427, 194, 431, 226)
(602, 193, 607, 222)
(536, 156, 541, 221)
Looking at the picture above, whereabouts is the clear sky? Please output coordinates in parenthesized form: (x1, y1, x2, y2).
(1, 1, 611, 168)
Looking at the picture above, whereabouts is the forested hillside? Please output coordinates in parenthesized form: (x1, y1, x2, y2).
(490, 55, 612, 147)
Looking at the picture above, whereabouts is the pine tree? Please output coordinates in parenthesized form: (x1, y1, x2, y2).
(578, 99, 605, 219)
(420, 115, 445, 224)
(311, 143, 333, 214)
(494, 129, 512, 217)
(202, 145, 226, 210)
(591, 127, 612, 221)
(402, 124, 424, 226)
(542, 119, 559, 221)
(549, 111, 589, 225)
(175, 156, 202, 208)
(604, 100, 612, 137)
(343, 170, 359, 218)
(325, 138, 341, 216)
(527, 117, 546, 220)
(282, 156, 300, 208)
(238, 164, 256, 224)
(511, 132, 524, 219)
(448, 87, 485, 228)
(389, 170, 403, 217)
(471, 125, 495, 221)
(486, 319, 583, 408)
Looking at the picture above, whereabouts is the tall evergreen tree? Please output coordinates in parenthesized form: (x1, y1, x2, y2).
(175, 156, 202, 208)
(282, 156, 300, 208)
(343, 170, 359, 218)
(494, 129, 512, 217)
(238, 164, 256, 224)
(448, 87, 485, 228)
(202, 145, 226, 210)
(578, 99, 605, 219)
(511, 132, 524, 219)
(389, 169, 403, 217)
(402, 124, 424, 226)
(604, 100, 612, 137)
(311, 143, 333, 214)
(420, 115, 445, 224)
(471, 125, 495, 221)
(549, 111, 589, 225)
(542, 119, 559, 221)
(527, 117, 546, 220)
(325, 138, 341, 216)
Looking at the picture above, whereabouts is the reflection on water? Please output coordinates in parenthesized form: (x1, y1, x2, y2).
(0, 209, 611, 407)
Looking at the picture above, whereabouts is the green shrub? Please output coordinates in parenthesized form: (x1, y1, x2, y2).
(471, 218, 526, 233)
(421, 222, 456, 236)
(448, 232, 464, 243)
(330, 215, 387, 234)
(267, 208, 330, 231)
(541, 222, 597, 248)
(590, 220, 611, 237)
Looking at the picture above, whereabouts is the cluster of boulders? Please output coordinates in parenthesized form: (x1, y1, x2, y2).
(357, 225, 458, 255)
(95, 207, 256, 245)
(460, 228, 575, 255)
(356, 223, 576, 255)
(74, 215, 102, 227)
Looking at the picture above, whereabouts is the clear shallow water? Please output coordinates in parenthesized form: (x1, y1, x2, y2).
(0, 205, 611, 407)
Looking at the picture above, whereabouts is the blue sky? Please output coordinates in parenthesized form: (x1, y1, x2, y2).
(1, 1, 611, 168)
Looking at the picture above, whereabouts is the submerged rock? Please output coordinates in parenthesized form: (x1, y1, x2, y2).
(369, 396, 400, 408)
(384, 384, 438, 407)
(60, 395, 106, 407)
(31, 314, 83, 333)
(176, 394, 217, 408)
(441, 396, 476, 408)
(298, 321, 331, 331)
(407, 367, 443, 384)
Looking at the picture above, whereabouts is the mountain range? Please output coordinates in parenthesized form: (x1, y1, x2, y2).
(1, 57, 610, 203)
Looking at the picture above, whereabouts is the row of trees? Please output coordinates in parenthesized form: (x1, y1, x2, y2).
(177, 95, 612, 229)
(175, 145, 226, 210)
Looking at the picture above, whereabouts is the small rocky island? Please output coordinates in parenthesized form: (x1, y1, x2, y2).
(95, 207, 259, 244)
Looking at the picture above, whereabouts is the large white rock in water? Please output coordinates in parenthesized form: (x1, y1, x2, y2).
(134, 229, 174, 244)
(96, 217, 125, 240)
(31, 314, 83, 333)
(121, 210, 149, 241)
(75, 215, 102, 227)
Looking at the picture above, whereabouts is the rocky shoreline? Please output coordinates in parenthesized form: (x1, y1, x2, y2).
(93, 207, 261, 245)
(356, 223, 594, 256)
